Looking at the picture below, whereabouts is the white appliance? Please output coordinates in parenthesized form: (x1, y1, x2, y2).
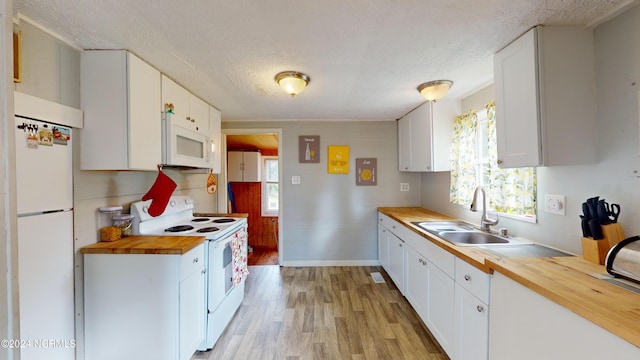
(14, 92, 83, 360)
(130, 196, 248, 351)
(162, 112, 212, 168)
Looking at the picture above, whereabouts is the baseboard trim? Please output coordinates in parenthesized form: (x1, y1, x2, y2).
(281, 260, 381, 267)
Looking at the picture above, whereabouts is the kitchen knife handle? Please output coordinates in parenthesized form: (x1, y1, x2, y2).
(589, 219, 603, 240)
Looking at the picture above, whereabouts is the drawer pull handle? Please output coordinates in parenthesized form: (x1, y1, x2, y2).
(464, 274, 471, 281)
(477, 305, 484, 312)
(193, 257, 199, 263)
(201, 269, 206, 274)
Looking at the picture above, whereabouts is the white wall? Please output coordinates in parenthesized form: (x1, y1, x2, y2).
(420, 4, 640, 255)
(224, 120, 420, 265)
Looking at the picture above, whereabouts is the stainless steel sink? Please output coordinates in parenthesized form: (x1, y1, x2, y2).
(412, 221, 531, 246)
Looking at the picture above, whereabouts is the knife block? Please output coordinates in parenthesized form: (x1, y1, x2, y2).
(581, 222, 625, 265)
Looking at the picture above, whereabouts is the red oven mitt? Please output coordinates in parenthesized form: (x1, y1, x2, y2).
(142, 166, 177, 217)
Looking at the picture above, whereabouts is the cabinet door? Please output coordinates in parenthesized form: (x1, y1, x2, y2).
(426, 261, 455, 355)
(387, 232, 405, 294)
(409, 103, 432, 171)
(494, 27, 542, 168)
(179, 266, 205, 360)
(405, 246, 428, 321)
(431, 99, 459, 172)
(398, 114, 412, 171)
(454, 283, 489, 360)
(189, 94, 210, 136)
(227, 151, 244, 182)
(161, 74, 190, 123)
(209, 106, 222, 173)
(377, 224, 389, 271)
(128, 52, 162, 170)
(242, 152, 262, 182)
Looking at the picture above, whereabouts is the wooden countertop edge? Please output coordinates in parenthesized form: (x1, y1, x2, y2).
(81, 236, 205, 255)
(377, 206, 640, 348)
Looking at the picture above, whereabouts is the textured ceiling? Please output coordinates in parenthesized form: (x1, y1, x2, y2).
(13, 0, 638, 121)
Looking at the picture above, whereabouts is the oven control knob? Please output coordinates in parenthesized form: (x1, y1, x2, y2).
(185, 198, 192, 205)
(170, 200, 176, 207)
(142, 206, 149, 214)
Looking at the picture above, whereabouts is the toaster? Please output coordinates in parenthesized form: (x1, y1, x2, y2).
(605, 235, 640, 284)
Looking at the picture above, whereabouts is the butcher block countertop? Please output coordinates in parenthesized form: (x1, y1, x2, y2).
(378, 207, 640, 348)
(81, 236, 205, 255)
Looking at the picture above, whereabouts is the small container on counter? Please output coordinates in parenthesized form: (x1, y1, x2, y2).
(112, 214, 134, 237)
(99, 206, 124, 242)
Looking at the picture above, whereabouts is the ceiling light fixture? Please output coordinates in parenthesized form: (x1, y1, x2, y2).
(275, 71, 310, 97)
(417, 80, 453, 102)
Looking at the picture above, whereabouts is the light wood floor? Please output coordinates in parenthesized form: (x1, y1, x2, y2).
(192, 266, 448, 360)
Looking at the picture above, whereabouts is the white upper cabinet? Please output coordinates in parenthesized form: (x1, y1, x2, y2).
(161, 75, 210, 137)
(398, 99, 460, 172)
(81, 50, 161, 170)
(209, 106, 222, 174)
(494, 25, 597, 168)
(227, 151, 261, 182)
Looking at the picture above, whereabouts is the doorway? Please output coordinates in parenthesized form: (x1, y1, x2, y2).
(219, 129, 283, 266)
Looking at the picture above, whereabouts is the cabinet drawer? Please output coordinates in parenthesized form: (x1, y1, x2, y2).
(181, 243, 205, 278)
(378, 213, 411, 239)
(405, 231, 454, 279)
(455, 257, 490, 304)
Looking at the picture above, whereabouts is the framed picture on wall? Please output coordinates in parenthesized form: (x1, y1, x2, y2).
(328, 145, 349, 174)
(13, 31, 22, 83)
(356, 158, 377, 185)
(299, 135, 320, 163)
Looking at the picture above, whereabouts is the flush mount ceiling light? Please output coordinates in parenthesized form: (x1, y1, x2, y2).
(275, 71, 310, 97)
(417, 80, 453, 102)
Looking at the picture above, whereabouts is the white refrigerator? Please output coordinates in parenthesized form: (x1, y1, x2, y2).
(15, 115, 75, 360)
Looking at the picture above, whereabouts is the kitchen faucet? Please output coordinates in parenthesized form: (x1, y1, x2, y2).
(470, 186, 499, 232)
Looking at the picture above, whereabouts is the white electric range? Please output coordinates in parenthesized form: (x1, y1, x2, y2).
(130, 195, 248, 351)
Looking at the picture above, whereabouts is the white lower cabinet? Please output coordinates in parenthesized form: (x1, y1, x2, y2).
(425, 260, 455, 354)
(454, 283, 489, 360)
(489, 272, 640, 360)
(378, 224, 389, 270)
(179, 266, 206, 360)
(84, 244, 205, 360)
(387, 232, 406, 294)
(405, 246, 428, 320)
(379, 212, 491, 360)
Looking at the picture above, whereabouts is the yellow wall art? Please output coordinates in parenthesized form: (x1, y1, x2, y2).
(328, 145, 349, 174)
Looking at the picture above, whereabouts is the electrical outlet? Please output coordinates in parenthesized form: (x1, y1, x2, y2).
(545, 194, 565, 215)
(291, 176, 301, 185)
(400, 183, 410, 192)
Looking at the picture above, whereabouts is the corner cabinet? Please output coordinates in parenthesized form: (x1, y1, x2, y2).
(81, 50, 161, 170)
(493, 25, 597, 167)
(84, 243, 206, 360)
(398, 99, 460, 172)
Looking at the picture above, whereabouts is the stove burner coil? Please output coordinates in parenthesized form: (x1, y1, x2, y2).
(164, 225, 195, 232)
(191, 218, 211, 223)
(213, 218, 235, 223)
(196, 226, 220, 233)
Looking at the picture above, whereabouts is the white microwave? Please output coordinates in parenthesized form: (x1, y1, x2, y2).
(162, 112, 212, 168)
